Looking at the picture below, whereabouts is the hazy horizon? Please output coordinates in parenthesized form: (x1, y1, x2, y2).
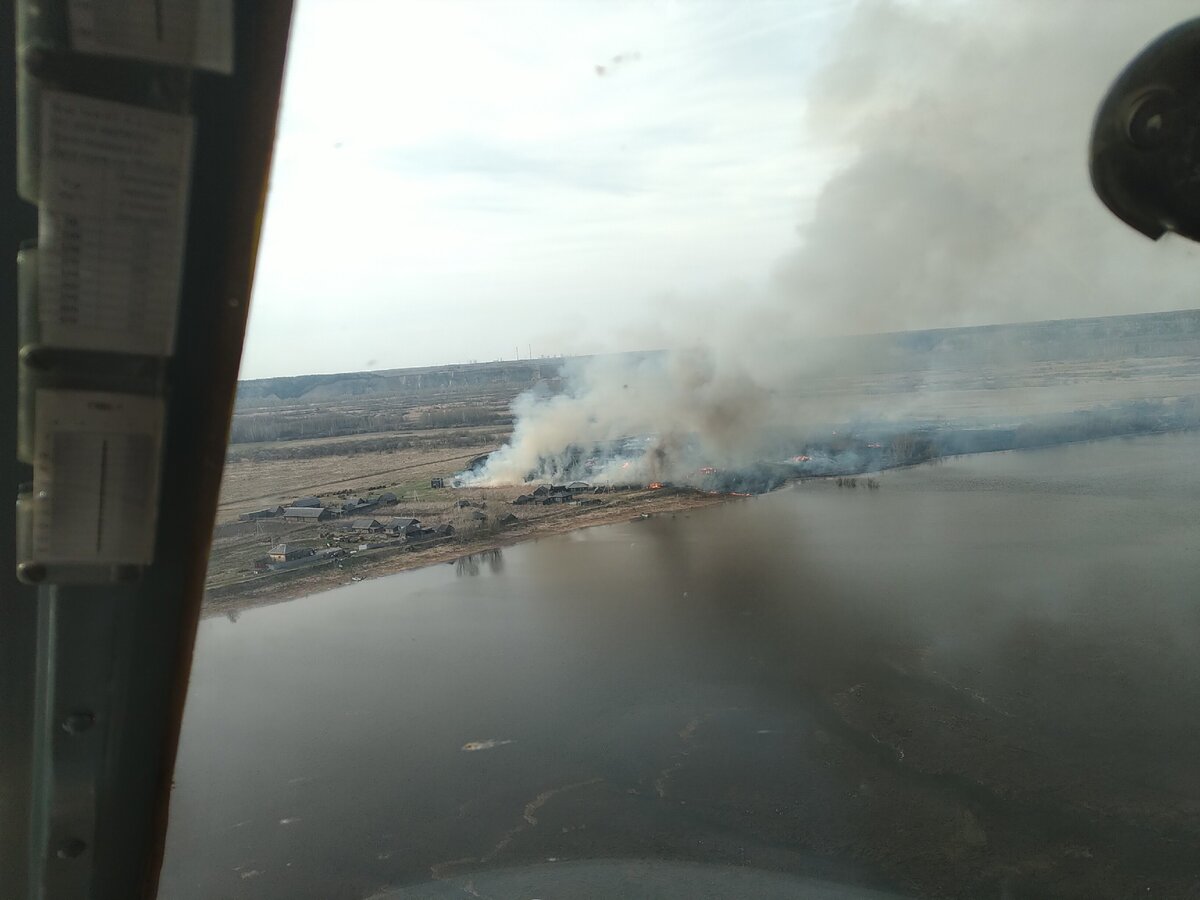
(241, 0, 1200, 381)
(235, 305, 1200, 384)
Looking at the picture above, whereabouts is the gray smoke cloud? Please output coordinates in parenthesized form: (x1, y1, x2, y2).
(476, 0, 1200, 486)
(772, 0, 1200, 335)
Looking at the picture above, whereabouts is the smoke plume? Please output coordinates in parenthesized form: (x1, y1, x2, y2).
(474, 0, 1200, 487)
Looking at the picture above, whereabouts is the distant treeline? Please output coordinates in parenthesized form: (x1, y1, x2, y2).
(929, 396, 1200, 456)
(228, 405, 508, 444)
(418, 406, 506, 429)
(225, 429, 502, 462)
(236, 359, 566, 405)
(229, 410, 412, 443)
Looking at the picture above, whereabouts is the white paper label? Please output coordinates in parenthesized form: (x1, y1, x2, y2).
(32, 391, 165, 566)
(68, 0, 234, 74)
(38, 91, 194, 356)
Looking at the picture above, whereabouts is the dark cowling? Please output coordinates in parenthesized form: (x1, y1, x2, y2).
(1090, 17, 1200, 241)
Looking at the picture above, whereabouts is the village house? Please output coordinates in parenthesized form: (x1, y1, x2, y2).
(351, 517, 384, 533)
(383, 517, 421, 536)
(239, 506, 283, 521)
(268, 544, 314, 564)
(281, 506, 332, 521)
(341, 496, 378, 515)
(291, 496, 322, 508)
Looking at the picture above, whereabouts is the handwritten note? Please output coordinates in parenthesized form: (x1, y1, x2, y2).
(32, 390, 164, 565)
(38, 91, 193, 356)
(68, 0, 234, 74)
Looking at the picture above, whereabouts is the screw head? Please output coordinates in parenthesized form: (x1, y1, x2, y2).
(19, 345, 51, 371)
(16, 562, 46, 584)
(56, 838, 87, 860)
(61, 712, 95, 735)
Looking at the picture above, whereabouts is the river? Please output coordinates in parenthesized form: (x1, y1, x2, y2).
(160, 432, 1200, 899)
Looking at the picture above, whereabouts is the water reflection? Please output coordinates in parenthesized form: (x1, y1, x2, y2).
(164, 434, 1200, 900)
(452, 548, 504, 577)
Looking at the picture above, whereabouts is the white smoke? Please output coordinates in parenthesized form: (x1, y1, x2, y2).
(479, 348, 772, 484)
(473, 0, 1200, 486)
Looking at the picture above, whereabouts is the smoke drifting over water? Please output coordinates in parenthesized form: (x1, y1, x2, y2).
(473, 0, 1200, 488)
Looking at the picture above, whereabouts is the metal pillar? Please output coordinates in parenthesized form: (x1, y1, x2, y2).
(4, 4, 294, 897)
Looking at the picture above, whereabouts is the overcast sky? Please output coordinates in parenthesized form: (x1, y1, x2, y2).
(240, 0, 1199, 380)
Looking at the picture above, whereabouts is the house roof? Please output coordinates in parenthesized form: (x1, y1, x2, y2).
(292, 496, 321, 507)
(282, 506, 326, 518)
(386, 517, 419, 528)
(269, 543, 292, 555)
(352, 517, 382, 528)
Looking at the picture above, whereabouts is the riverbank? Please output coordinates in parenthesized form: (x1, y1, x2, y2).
(202, 424, 1199, 618)
(202, 487, 737, 618)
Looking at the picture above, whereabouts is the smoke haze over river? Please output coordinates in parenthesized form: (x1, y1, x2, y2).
(474, 1, 1200, 488)
(167, 432, 1200, 899)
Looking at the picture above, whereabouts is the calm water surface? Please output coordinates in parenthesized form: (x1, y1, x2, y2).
(161, 433, 1200, 899)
